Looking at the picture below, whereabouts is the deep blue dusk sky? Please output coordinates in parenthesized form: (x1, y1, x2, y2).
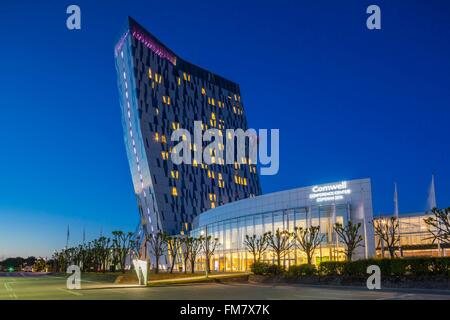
(0, 0, 449, 258)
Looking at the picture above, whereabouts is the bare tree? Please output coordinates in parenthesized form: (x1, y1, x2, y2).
(424, 207, 450, 245)
(372, 217, 399, 258)
(243, 233, 270, 265)
(267, 229, 295, 267)
(199, 235, 219, 273)
(97, 236, 111, 272)
(334, 221, 364, 261)
(188, 237, 202, 274)
(180, 236, 194, 273)
(112, 231, 134, 273)
(147, 231, 167, 274)
(295, 226, 324, 265)
(166, 235, 180, 273)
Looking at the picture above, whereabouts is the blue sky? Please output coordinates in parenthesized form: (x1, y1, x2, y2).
(0, 0, 449, 258)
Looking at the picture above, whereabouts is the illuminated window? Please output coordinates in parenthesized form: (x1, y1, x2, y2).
(154, 132, 159, 142)
(161, 151, 169, 160)
(171, 170, 179, 179)
(161, 135, 167, 144)
(193, 159, 198, 167)
(201, 87, 206, 95)
(162, 96, 171, 105)
(171, 122, 180, 130)
(148, 68, 152, 79)
(171, 187, 178, 196)
(177, 77, 181, 86)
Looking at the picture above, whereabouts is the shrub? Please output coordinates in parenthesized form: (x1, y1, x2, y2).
(267, 264, 285, 275)
(251, 262, 285, 276)
(430, 257, 450, 276)
(288, 264, 317, 278)
(250, 262, 270, 275)
(319, 261, 345, 276)
(342, 259, 368, 277)
(408, 257, 432, 277)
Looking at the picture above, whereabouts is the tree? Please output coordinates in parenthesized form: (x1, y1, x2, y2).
(267, 229, 295, 267)
(295, 226, 324, 265)
(334, 221, 364, 261)
(372, 217, 399, 258)
(199, 235, 219, 273)
(97, 236, 111, 272)
(180, 236, 192, 274)
(188, 237, 202, 274)
(424, 207, 450, 245)
(147, 231, 166, 274)
(166, 235, 181, 273)
(34, 257, 47, 272)
(112, 231, 134, 273)
(243, 233, 269, 265)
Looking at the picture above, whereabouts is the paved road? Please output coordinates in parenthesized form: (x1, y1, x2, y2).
(0, 273, 449, 300)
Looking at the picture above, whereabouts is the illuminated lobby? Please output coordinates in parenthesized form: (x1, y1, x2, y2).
(190, 178, 375, 272)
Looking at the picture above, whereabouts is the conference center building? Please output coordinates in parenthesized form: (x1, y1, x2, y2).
(190, 179, 375, 272)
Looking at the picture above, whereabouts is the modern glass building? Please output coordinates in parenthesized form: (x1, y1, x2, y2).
(190, 178, 375, 272)
(374, 212, 448, 258)
(114, 17, 262, 237)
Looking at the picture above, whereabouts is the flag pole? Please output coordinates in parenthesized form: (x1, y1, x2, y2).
(394, 183, 402, 257)
(428, 173, 441, 257)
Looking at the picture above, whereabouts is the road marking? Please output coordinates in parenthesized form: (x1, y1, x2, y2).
(376, 293, 415, 300)
(58, 288, 83, 296)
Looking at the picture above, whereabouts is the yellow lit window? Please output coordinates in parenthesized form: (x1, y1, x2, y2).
(209, 193, 217, 201)
(172, 122, 180, 130)
(207, 170, 215, 179)
(177, 77, 181, 86)
(171, 170, 179, 179)
(161, 151, 169, 160)
(148, 68, 152, 79)
(193, 159, 198, 167)
(171, 187, 178, 196)
(201, 87, 206, 95)
(161, 135, 167, 144)
(211, 202, 216, 209)
(154, 132, 159, 142)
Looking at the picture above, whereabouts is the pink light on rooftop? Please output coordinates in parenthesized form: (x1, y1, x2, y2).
(131, 26, 177, 65)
